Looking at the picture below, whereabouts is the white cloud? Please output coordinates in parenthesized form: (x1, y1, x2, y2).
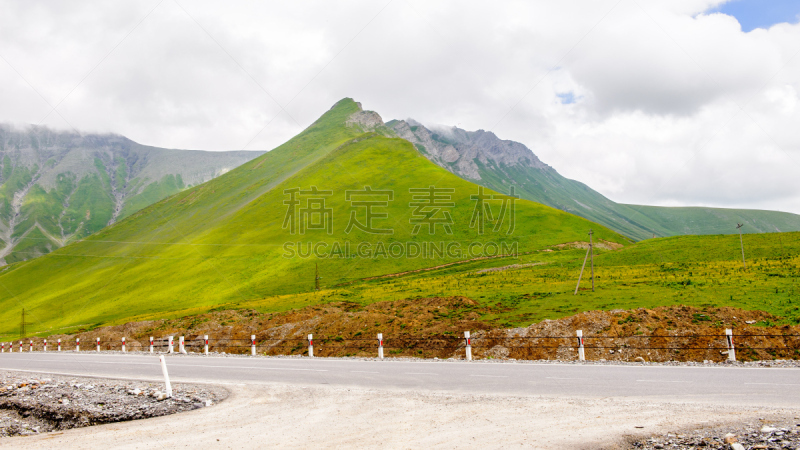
(1, 0, 799, 213)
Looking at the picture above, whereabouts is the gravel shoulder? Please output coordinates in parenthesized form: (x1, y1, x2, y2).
(5, 380, 798, 449)
(65, 349, 800, 368)
(3, 356, 799, 448)
(631, 419, 800, 449)
(0, 371, 227, 438)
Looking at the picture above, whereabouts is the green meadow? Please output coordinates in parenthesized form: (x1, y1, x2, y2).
(130, 231, 794, 331)
(1, 98, 797, 339)
(0, 99, 626, 338)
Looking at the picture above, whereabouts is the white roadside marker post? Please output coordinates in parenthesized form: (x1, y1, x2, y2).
(577, 330, 585, 361)
(465, 331, 472, 361)
(76, 338, 80, 352)
(204, 335, 209, 355)
(725, 329, 736, 362)
(18, 341, 22, 352)
(44, 339, 47, 352)
(168, 336, 174, 353)
(308, 334, 314, 357)
(377, 333, 384, 360)
(179, 336, 187, 354)
(575, 330, 586, 361)
(122, 337, 126, 353)
(251, 335, 256, 356)
(159, 355, 173, 398)
(96, 338, 101, 352)
(149, 337, 154, 354)
(29, 341, 32, 352)
(2, 342, 4, 353)
(57, 339, 61, 352)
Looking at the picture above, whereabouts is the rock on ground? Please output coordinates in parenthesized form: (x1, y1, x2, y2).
(0, 371, 227, 437)
(631, 418, 800, 449)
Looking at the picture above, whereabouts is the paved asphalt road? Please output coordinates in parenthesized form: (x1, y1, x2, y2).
(1, 352, 798, 407)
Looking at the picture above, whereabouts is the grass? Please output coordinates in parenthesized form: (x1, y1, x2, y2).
(0, 134, 256, 263)
(458, 137, 800, 241)
(119, 174, 185, 220)
(0, 98, 627, 338)
(130, 231, 799, 333)
(2, 98, 798, 340)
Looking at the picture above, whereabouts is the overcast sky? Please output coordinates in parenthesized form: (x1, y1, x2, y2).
(2, 0, 800, 213)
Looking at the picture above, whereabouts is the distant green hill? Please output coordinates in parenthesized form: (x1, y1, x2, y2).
(0, 99, 627, 337)
(0, 126, 262, 264)
(389, 120, 800, 241)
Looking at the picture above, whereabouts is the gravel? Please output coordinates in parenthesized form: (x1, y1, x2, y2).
(112, 350, 800, 368)
(0, 371, 227, 437)
(631, 419, 800, 449)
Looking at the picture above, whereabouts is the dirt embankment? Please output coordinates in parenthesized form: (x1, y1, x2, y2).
(479, 306, 800, 362)
(24, 298, 800, 362)
(38, 297, 492, 359)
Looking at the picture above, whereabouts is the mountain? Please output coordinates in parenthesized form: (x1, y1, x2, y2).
(0, 99, 628, 337)
(0, 125, 262, 264)
(388, 119, 800, 241)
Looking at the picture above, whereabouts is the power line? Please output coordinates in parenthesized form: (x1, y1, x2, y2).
(737, 223, 746, 269)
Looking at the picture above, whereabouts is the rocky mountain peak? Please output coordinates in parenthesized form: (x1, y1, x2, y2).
(388, 119, 550, 181)
(345, 110, 385, 132)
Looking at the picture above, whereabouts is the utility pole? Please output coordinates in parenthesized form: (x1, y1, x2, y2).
(315, 262, 320, 291)
(736, 223, 746, 269)
(574, 230, 595, 295)
(20, 309, 32, 339)
(589, 229, 595, 292)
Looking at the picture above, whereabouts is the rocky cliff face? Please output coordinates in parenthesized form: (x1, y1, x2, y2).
(388, 119, 550, 181)
(346, 107, 800, 241)
(0, 125, 262, 265)
(344, 104, 550, 182)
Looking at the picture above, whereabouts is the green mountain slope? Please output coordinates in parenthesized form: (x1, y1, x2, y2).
(0, 126, 262, 265)
(389, 120, 800, 241)
(0, 99, 627, 337)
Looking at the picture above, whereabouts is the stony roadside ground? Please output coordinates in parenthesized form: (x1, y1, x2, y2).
(145, 351, 800, 368)
(0, 372, 227, 437)
(631, 420, 800, 449)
